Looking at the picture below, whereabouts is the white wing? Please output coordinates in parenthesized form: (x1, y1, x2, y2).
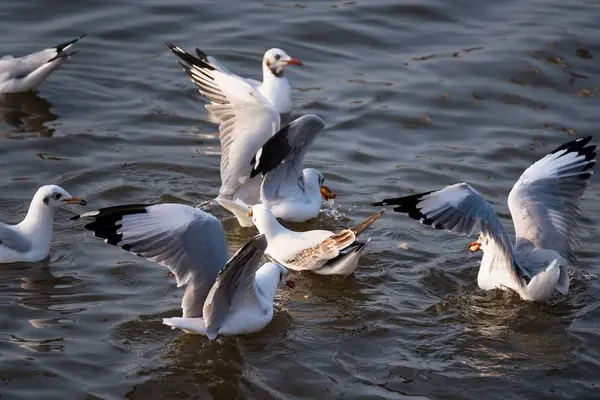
(508, 136, 596, 260)
(202, 234, 267, 339)
(0, 223, 31, 255)
(373, 183, 528, 281)
(72, 203, 228, 318)
(249, 114, 325, 202)
(207, 102, 280, 199)
(167, 43, 264, 106)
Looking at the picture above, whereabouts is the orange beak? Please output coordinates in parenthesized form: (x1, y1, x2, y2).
(320, 185, 336, 200)
(63, 196, 87, 206)
(247, 207, 253, 217)
(286, 58, 303, 66)
(469, 241, 481, 253)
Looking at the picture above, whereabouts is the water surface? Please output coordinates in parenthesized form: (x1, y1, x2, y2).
(0, 0, 599, 399)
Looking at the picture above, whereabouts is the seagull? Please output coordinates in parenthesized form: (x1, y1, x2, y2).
(202, 99, 335, 227)
(166, 43, 303, 119)
(71, 203, 295, 339)
(0, 185, 86, 263)
(0, 34, 85, 93)
(372, 136, 596, 302)
(248, 204, 385, 276)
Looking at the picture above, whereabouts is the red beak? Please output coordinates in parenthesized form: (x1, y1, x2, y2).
(286, 58, 303, 66)
(286, 279, 296, 289)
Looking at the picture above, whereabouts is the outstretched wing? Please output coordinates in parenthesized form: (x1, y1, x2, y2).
(373, 183, 526, 277)
(166, 43, 262, 106)
(508, 136, 596, 260)
(249, 114, 325, 202)
(206, 102, 280, 199)
(72, 203, 228, 318)
(202, 234, 267, 340)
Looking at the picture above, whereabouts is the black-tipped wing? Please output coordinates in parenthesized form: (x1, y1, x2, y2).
(373, 183, 515, 259)
(202, 234, 268, 339)
(508, 136, 596, 260)
(166, 43, 261, 107)
(72, 203, 228, 318)
(249, 114, 325, 202)
(0, 34, 85, 81)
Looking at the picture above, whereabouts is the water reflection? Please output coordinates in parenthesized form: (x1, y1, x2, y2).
(0, 92, 57, 138)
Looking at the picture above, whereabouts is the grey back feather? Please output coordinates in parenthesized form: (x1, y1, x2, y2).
(202, 234, 268, 339)
(0, 223, 31, 253)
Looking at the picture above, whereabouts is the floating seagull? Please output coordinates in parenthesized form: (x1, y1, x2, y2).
(204, 100, 335, 227)
(372, 137, 596, 302)
(0, 185, 86, 263)
(248, 204, 384, 276)
(71, 203, 295, 339)
(0, 34, 85, 93)
(166, 43, 303, 118)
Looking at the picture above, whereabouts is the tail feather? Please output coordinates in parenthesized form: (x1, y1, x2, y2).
(350, 209, 385, 237)
(522, 260, 561, 302)
(162, 317, 207, 336)
(54, 33, 86, 53)
(215, 197, 253, 227)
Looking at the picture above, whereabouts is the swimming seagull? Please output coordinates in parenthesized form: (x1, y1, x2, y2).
(71, 203, 295, 339)
(248, 204, 385, 276)
(0, 34, 85, 93)
(202, 98, 335, 227)
(0, 185, 87, 263)
(372, 136, 597, 302)
(166, 43, 303, 119)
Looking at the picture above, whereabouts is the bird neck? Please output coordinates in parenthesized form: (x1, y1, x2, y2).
(257, 214, 289, 242)
(260, 64, 291, 111)
(18, 198, 54, 252)
(254, 266, 280, 306)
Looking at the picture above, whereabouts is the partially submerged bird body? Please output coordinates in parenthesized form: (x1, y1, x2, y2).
(0, 34, 85, 93)
(164, 262, 285, 336)
(72, 203, 294, 339)
(249, 204, 383, 276)
(0, 185, 86, 263)
(373, 136, 596, 302)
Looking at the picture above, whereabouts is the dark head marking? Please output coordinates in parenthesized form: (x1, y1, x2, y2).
(43, 196, 49, 205)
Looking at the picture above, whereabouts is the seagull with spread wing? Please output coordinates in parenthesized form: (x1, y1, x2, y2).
(72, 204, 295, 339)
(166, 43, 303, 119)
(0, 34, 85, 93)
(196, 93, 335, 227)
(372, 137, 596, 302)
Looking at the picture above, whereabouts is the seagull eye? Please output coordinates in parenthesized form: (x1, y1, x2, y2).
(274, 54, 281, 61)
(53, 193, 62, 200)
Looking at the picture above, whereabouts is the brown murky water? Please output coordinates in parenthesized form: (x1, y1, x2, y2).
(0, 0, 599, 399)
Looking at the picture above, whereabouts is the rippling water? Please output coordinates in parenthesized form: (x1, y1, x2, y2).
(1, 0, 599, 399)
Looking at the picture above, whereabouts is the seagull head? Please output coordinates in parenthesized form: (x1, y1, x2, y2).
(304, 169, 336, 201)
(263, 48, 303, 77)
(469, 231, 487, 253)
(277, 264, 295, 289)
(247, 204, 278, 233)
(36, 185, 87, 209)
